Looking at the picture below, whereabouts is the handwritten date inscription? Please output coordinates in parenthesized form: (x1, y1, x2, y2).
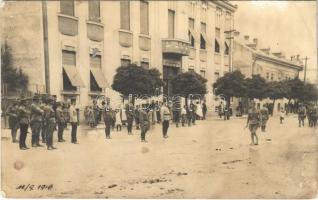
(16, 184, 53, 191)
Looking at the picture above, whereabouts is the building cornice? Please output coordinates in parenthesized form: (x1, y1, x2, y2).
(254, 53, 303, 71)
(210, 1, 238, 12)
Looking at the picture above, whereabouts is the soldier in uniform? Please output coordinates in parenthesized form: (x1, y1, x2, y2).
(40, 95, 48, 143)
(134, 105, 140, 130)
(17, 98, 30, 150)
(44, 97, 57, 150)
(298, 104, 306, 127)
(246, 102, 260, 145)
(56, 102, 66, 142)
(102, 100, 113, 139)
(259, 104, 269, 132)
(7, 100, 20, 143)
(125, 103, 134, 135)
(139, 104, 150, 142)
(30, 95, 44, 147)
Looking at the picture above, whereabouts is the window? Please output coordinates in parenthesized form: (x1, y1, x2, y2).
(215, 28, 220, 38)
(90, 72, 102, 92)
(188, 18, 195, 47)
(63, 69, 77, 91)
(90, 54, 101, 68)
(200, 70, 206, 78)
(88, 0, 100, 22)
(214, 39, 220, 53)
(266, 72, 269, 80)
(215, 7, 222, 28)
(200, 22, 206, 50)
(120, 1, 130, 30)
(140, 0, 149, 35)
(188, 68, 195, 73)
(271, 73, 274, 81)
(62, 50, 76, 66)
(121, 58, 131, 67)
(141, 61, 149, 69)
(224, 42, 229, 55)
(168, 9, 175, 38)
(60, 0, 75, 16)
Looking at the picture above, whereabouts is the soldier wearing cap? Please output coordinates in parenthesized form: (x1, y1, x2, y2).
(56, 102, 66, 142)
(44, 96, 57, 150)
(139, 104, 150, 142)
(17, 97, 30, 150)
(30, 95, 44, 147)
(102, 100, 113, 139)
(40, 95, 48, 143)
(246, 101, 261, 145)
(259, 104, 269, 132)
(7, 100, 20, 143)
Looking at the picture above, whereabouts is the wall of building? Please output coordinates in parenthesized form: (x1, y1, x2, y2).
(2, 1, 236, 112)
(1, 1, 46, 93)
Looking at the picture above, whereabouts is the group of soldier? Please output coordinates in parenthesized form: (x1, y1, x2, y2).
(246, 101, 317, 146)
(7, 94, 79, 150)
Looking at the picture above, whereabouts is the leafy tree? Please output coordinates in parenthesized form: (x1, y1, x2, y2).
(213, 70, 247, 110)
(245, 75, 268, 100)
(170, 71, 207, 106)
(302, 83, 318, 102)
(284, 78, 305, 103)
(1, 43, 28, 95)
(266, 81, 288, 115)
(112, 64, 163, 103)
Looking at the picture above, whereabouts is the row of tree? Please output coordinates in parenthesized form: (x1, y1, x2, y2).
(213, 70, 318, 110)
(111, 64, 207, 105)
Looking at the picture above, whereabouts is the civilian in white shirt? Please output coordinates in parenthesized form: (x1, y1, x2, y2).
(69, 98, 79, 144)
(161, 100, 171, 138)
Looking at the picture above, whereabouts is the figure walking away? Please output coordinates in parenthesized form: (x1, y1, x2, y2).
(246, 102, 260, 145)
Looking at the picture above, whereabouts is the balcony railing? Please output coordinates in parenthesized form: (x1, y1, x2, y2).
(119, 29, 133, 48)
(87, 21, 104, 42)
(162, 38, 190, 56)
(58, 14, 78, 36)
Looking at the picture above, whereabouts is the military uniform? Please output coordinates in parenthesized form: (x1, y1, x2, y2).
(298, 106, 306, 127)
(103, 105, 113, 139)
(139, 108, 150, 142)
(7, 104, 19, 143)
(30, 98, 44, 147)
(56, 105, 66, 142)
(247, 108, 260, 145)
(44, 100, 57, 150)
(18, 103, 30, 150)
(259, 107, 269, 132)
(125, 104, 134, 135)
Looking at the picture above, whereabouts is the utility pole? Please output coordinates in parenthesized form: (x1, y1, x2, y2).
(225, 29, 235, 72)
(302, 57, 309, 83)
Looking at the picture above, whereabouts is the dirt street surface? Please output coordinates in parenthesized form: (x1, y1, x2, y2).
(1, 115, 317, 198)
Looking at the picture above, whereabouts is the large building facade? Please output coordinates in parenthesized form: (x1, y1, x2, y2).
(232, 32, 303, 114)
(1, 0, 237, 108)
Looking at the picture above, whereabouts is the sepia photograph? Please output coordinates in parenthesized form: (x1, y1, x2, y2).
(0, 0, 317, 198)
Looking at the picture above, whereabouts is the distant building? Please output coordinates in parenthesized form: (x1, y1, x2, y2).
(1, 0, 237, 109)
(232, 31, 303, 114)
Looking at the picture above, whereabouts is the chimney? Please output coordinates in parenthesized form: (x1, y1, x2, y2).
(296, 54, 300, 60)
(244, 35, 249, 41)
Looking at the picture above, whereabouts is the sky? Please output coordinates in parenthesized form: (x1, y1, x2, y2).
(231, 0, 317, 83)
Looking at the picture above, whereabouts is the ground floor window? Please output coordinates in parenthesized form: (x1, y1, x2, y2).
(90, 72, 102, 92)
(63, 69, 77, 91)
